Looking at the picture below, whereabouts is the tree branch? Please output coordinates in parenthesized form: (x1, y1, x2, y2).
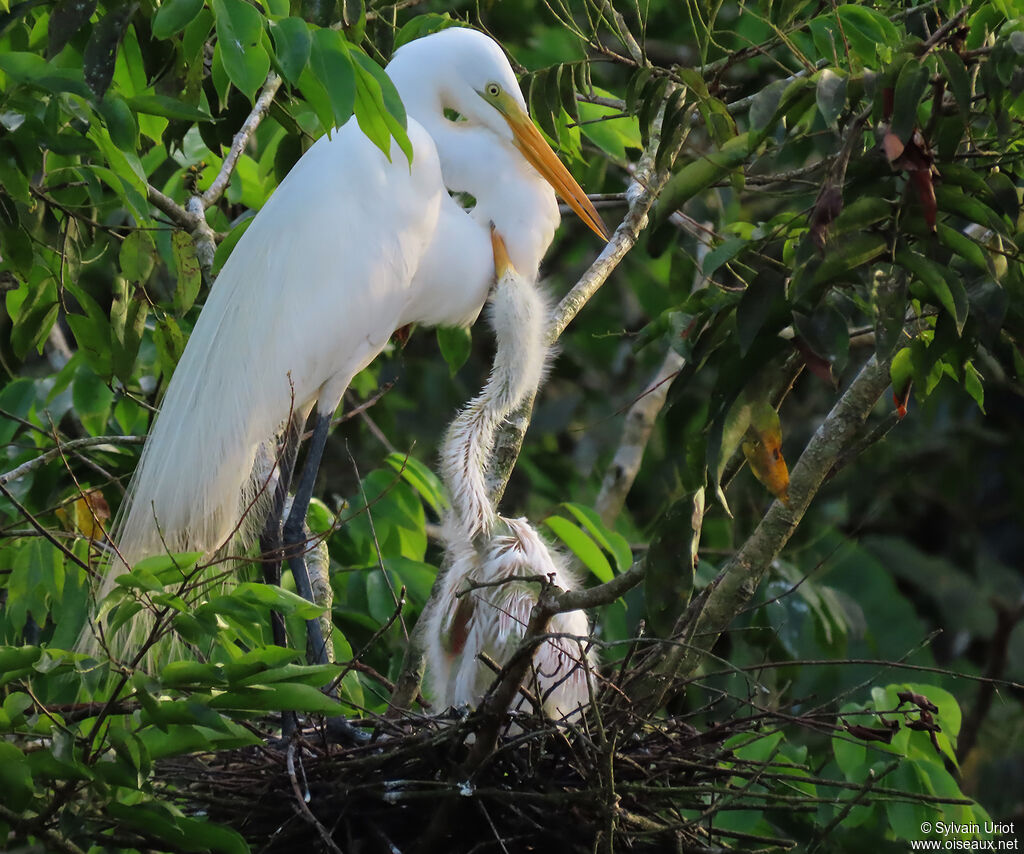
(629, 354, 895, 712)
(146, 72, 281, 282)
(201, 73, 282, 209)
(594, 349, 684, 527)
(0, 435, 145, 488)
(486, 100, 683, 505)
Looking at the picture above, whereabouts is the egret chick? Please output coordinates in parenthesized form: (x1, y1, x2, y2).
(427, 232, 593, 723)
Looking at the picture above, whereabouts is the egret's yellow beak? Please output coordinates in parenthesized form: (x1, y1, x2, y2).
(484, 91, 610, 242)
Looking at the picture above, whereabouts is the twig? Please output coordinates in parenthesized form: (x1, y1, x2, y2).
(957, 597, 1024, 762)
(0, 482, 94, 574)
(0, 435, 145, 487)
(285, 739, 344, 854)
(201, 74, 282, 208)
(0, 803, 88, 854)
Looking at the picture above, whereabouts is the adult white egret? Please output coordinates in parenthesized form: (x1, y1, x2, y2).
(98, 27, 608, 664)
(426, 233, 592, 722)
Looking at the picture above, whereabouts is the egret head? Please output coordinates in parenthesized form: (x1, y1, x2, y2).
(387, 28, 609, 244)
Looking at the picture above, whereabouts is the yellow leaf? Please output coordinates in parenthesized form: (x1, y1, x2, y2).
(745, 415, 790, 501)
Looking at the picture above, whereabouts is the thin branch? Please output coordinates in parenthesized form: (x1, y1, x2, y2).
(486, 92, 684, 505)
(0, 436, 145, 487)
(201, 73, 282, 208)
(0, 804, 88, 854)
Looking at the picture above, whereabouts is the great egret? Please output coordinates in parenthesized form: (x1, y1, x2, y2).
(97, 27, 608, 664)
(426, 233, 592, 722)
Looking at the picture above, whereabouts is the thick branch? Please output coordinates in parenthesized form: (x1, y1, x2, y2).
(595, 349, 684, 526)
(633, 355, 894, 712)
(146, 184, 198, 231)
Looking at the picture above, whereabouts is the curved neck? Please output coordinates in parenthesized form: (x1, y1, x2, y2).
(440, 268, 549, 541)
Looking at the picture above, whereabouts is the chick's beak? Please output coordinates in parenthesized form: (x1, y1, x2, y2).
(499, 100, 610, 242)
(490, 226, 514, 278)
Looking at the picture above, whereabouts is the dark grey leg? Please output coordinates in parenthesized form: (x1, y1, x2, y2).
(282, 411, 368, 745)
(259, 416, 303, 650)
(283, 411, 332, 666)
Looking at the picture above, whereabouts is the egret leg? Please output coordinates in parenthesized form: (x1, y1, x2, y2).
(282, 411, 368, 746)
(258, 416, 303, 650)
(282, 411, 332, 666)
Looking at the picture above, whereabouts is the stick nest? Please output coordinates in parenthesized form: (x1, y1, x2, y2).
(157, 707, 779, 854)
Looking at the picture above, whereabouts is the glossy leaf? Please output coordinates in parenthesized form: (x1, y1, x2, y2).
(543, 516, 614, 582)
(212, 0, 270, 101)
(153, 0, 206, 40)
(270, 16, 311, 84)
(309, 28, 356, 129)
(436, 325, 471, 375)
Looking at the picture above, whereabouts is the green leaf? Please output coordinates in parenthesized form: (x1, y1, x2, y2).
(98, 95, 139, 150)
(436, 325, 471, 375)
(0, 743, 33, 811)
(221, 646, 301, 682)
(110, 278, 148, 383)
(160, 660, 226, 687)
(896, 248, 969, 334)
(935, 223, 990, 274)
(934, 184, 1006, 235)
(578, 93, 641, 160)
(0, 646, 42, 673)
(172, 230, 202, 313)
(793, 304, 849, 373)
(119, 229, 157, 282)
(125, 94, 214, 122)
(9, 273, 59, 360)
(748, 78, 788, 132)
(154, 315, 187, 379)
(809, 233, 888, 288)
(83, 6, 132, 99)
(657, 131, 759, 226)
(351, 49, 412, 162)
(49, 0, 98, 57)
(153, 0, 206, 40)
(309, 28, 355, 129)
(937, 49, 972, 126)
(270, 17, 311, 84)
(703, 237, 746, 278)
(815, 69, 847, 128)
(227, 582, 324, 619)
(208, 683, 343, 713)
(212, 0, 270, 100)
(0, 380, 36, 445)
(393, 13, 458, 49)
(106, 802, 250, 854)
(543, 516, 613, 582)
(384, 452, 449, 516)
(891, 60, 929, 143)
(560, 502, 633, 573)
(72, 364, 113, 435)
(963, 361, 985, 412)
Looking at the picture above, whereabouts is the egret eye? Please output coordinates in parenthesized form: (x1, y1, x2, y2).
(486, 82, 501, 97)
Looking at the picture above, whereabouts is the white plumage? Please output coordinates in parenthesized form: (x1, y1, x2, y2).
(93, 29, 606, 713)
(105, 28, 606, 590)
(427, 249, 594, 723)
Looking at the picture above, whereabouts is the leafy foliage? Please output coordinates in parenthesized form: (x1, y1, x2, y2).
(2, 0, 1022, 851)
